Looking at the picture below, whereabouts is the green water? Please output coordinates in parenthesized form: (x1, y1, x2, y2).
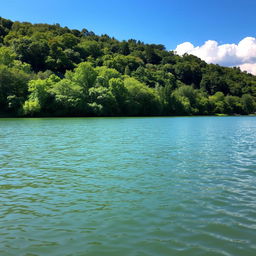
(0, 117, 256, 256)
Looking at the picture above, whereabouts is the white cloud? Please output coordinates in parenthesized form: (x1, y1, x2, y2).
(174, 37, 256, 75)
(175, 42, 194, 55)
(239, 63, 256, 75)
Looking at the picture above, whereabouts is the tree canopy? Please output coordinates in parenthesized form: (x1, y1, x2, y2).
(0, 17, 255, 116)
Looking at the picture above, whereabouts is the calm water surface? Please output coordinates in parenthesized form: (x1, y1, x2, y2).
(0, 117, 256, 256)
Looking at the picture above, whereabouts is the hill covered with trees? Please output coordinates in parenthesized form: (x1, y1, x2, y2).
(0, 17, 256, 117)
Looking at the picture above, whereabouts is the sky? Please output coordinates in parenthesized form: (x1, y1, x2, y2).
(1, 0, 256, 74)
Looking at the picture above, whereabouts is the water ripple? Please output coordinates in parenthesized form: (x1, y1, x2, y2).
(1, 117, 256, 256)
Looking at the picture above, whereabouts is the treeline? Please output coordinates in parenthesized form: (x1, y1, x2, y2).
(0, 17, 256, 116)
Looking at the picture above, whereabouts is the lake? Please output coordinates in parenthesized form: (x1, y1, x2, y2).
(0, 116, 256, 256)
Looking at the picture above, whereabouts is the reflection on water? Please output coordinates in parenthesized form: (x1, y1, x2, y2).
(0, 117, 256, 256)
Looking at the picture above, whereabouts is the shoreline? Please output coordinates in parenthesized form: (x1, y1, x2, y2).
(0, 114, 255, 119)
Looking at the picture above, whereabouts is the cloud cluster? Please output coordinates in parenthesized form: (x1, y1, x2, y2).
(174, 37, 256, 75)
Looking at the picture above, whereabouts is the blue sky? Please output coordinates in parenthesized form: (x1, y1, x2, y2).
(1, 0, 255, 49)
(1, 0, 256, 74)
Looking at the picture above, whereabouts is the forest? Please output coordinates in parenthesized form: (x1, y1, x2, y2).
(0, 17, 256, 117)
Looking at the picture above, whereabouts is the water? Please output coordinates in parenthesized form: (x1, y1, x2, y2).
(0, 116, 256, 256)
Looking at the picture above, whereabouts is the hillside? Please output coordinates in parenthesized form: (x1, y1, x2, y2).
(0, 17, 256, 116)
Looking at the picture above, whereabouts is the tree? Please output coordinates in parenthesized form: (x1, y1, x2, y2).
(1, 17, 256, 117)
(119, 41, 130, 55)
(209, 91, 226, 114)
(51, 78, 86, 115)
(224, 95, 242, 114)
(0, 64, 30, 113)
(0, 46, 16, 66)
(200, 65, 229, 95)
(68, 62, 97, 94)
(88, 86, 117, 116)
(171, 85, 201, 115)
(78, 40, 102, 59)
(103, 54, 143, 73)
(109, 78, 129, 114)
(12, 38, 50, 71)
(94, 66, 121, 87)
(23, 75, 60, 115)
(241, 94, 255, 114)
(174, 61, 202, 88)
(58, 33, 79, 49)
(124, 77, 161, 115)
(144, 45, 161, 64)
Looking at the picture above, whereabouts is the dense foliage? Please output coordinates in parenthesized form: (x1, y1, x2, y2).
(1, 17, 256, 116)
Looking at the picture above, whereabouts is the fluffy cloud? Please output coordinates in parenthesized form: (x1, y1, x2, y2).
(174, 37, 256, 75)
(239, 63, 256, 75)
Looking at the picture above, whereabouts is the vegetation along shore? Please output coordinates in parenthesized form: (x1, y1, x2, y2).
(0, 17, 255, 117)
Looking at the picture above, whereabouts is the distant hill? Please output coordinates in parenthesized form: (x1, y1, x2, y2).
(0, 17, 255, 116)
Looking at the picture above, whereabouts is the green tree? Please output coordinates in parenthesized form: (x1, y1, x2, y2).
(119, 41, 130, 55)
(68, 62, 97, 95)
(171, 85, 200, 115)
(103, 54, 143, 74)
(78, 40, 102, 59)
(0, 46, 16, 66)
(23, 75, 60, 115)
(174, 61, 202, 88)
(200, 65, 229, 95)
(124, 77, 161, 115)
(1, 16, 256, 117)
(0, 64, 30, 113)
(94, 66, 121, 87)
(88, 86, 117, 116)
(51, 78, 86, 115)
(241, 94, 255, 114)
(224, 95, 242, 114)
(109, 78, 129, 114)
(12, 38, 50, 71)
(209, 91, 226, 114)
(144, 45, 161, 64)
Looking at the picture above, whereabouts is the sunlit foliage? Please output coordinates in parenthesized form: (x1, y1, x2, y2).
(0, 17, 255, 116)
